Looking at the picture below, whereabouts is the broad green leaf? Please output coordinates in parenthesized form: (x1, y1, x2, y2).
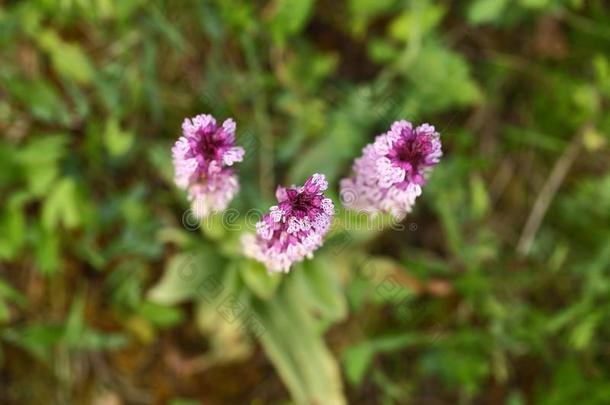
(148, 250, 222, 305)
(294, 257, 347, 322)
(195, 265, 252, 362)
(195, 262, 240, 333)
(252, 275, 346, 405)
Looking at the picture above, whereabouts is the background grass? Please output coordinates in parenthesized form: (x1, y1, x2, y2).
(1, 0, 610, 404)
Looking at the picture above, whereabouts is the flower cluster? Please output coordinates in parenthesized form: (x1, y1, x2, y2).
(172, 114, 441, 273)
(242, 174, 334, 273)
(340, 120, 442, 219)
(172, 114, 245, 217)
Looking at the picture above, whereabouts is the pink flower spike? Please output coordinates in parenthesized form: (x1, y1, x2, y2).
(172, 114, 245, 218)
(340, 120, 442, 219)
(242, 173, 335, 274)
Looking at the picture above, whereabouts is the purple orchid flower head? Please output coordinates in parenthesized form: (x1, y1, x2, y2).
(242, 173, 335, 273)
(172, 114, 245, 217)
(340, 120, 442, 219)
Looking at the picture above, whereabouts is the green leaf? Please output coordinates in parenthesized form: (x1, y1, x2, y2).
(37, 29, 94, 84)
(63, 294, 128, 351)
(470, 174, 490, 219)
(34, 225, 61, 275)
(343, 333, 422, 385)
(368, 39, 399, 63)
(6, 79, 70, 124)
(467, 0, 508, 25)
(570, 313, 600, 350)
(17, 134, 68, 195)
(0, 280, 27, 307)
(42, 177, 81, 231)
(75, 329, 128, 351)
(349, 0, 396, 34)
(239, 259, 282, 300)
(294, 257, 347, 322)
(268, 0, 315, 44)
(137, 301, 184, 328)
(195, 265, 252, 362)
(389, 5, 446, 42)
(252, 275, 346, 405)
(104, 118, 134, 157)
(406, 44, 482, 113)
(2, 324, 63, 363)
(343, 344, 374, 386)
(0, 194, 27, 260)
(148, 250, 222, 305)
(64, 293, 87, 347)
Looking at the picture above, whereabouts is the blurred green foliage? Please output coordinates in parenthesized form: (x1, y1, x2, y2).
(1, 0, 610, 404)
